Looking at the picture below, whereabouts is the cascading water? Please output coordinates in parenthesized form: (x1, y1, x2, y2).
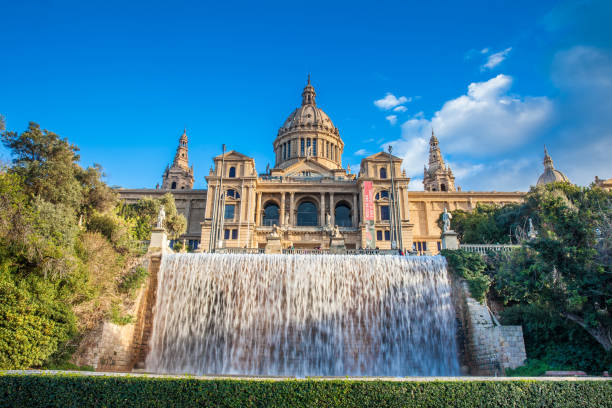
(145, 253, 460, 376)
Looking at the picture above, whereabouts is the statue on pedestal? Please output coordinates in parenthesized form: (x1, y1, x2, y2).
(270, 224, 281, 238)
(527, 218, 537, 240)
(442, 207, 452, 233)
(156, 206, 166, 229)
(332, 225, 342, 238)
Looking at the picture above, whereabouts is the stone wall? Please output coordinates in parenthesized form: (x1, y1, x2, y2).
(452, 278, 527, 375)
(72, 255, 162, 372)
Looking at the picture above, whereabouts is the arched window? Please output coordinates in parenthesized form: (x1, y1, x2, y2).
(229, 167, 236, 178)
(335, 203, 352, 227)
(171, 181, 177, 189)
(379, 167, 387, 179)
(263, 202, 279, 226)
(226, 189, 240, 199)
(375, 190, 389, 200)
(297, 201, 318, 226)
(441, 184, 447, 191)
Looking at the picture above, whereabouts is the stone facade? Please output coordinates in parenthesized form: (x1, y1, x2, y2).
(118, 79, 528, 253)
(161, 129, 194, 190)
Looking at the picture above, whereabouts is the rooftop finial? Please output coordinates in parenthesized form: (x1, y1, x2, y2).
(307, 73, 311, 85)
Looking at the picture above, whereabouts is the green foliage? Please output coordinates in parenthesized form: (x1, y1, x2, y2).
(505, 359, 556, 377)
(441, 249, 491, 303)
(441, 203, 525, 244)
(501, 304, 611, 374)
(0, 265, 76, 370)
(119, 193, 187, 240)
(109, 304, 133, 326)
(1, 375, 611, 408)
(118, 266, 148, 295)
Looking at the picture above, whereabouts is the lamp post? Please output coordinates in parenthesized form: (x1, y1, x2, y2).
(388, 145, 403, 252)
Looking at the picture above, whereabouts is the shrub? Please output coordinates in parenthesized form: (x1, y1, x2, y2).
(109, 304, 133, 326)
(118, 266, 148, 295)
(441, 249, 491, 303)
(0, 374, 611, 408)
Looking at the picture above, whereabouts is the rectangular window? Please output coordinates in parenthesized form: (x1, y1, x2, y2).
(287, 140, 291, 158)
(376, 230, 382, 241)
(224, 229, 230, 240)
(232, 229, 238, 240)
(282, 143, 286, 160)
(306, 138, 311, 155)
(422, 241, 427, 251)
(313, 139, 317, 156)
(301, 138, 305, 156)
(380, 205, 390, 221)
(437, 241, 441, 251)
(384, 230, 390, 241)
(224, 204, 235, 219)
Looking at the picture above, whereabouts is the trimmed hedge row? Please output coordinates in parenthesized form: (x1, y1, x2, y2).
(1, 374, 611, 408)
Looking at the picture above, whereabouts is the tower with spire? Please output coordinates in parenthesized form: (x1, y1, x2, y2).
(162, 128, 195, 190)
(423, 130, 455, 192)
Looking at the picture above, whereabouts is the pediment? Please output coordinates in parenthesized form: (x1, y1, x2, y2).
(214, 150, 253, 162)
(279, 159, 334, 177)
(363, 151, 402, 162)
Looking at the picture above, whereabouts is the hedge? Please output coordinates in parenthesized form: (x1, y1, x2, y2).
(1, 373, 611, 408)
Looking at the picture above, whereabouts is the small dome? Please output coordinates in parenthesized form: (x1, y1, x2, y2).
(281, 105, 335, 131)
(536, 147, 569, 186)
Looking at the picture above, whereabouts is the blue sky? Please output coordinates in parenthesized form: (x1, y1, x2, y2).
(1, 0, 611, 191)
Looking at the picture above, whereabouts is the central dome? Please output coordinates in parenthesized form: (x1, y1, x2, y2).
(273, 77, 344, 170)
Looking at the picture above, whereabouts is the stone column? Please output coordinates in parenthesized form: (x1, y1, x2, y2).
(280, 192, 286, 226)
(289, 192, 295, 225)
(255, 192, 262, 225)
(330, 192, 335, 226)
(320, 192, 325, 226)
(352, 193, 358, 227)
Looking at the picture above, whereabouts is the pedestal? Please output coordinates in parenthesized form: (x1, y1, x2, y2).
(265, 236, 283, 254)
(329, 237, 346, 254)
(441, 230, 459, 250)
(149, 228, 168, 253)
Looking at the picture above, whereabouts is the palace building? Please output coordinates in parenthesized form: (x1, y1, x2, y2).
(118, 78, 569, 253)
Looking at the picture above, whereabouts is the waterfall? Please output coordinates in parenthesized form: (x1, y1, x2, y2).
(145, 254, 460, 376)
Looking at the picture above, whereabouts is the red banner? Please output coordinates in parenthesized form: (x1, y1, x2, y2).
(363, 181, 374, 221)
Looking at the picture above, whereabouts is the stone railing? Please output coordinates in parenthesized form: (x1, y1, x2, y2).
(459, 244, 521, 254)
(216, 247, 265, 254)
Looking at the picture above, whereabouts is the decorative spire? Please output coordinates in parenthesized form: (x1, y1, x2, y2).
(302, 76, 316, 106)
(430, 129, 438, 144)
(543, 145, 554, 169)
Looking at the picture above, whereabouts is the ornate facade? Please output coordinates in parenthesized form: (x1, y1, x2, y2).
(119, 78, 577, 253)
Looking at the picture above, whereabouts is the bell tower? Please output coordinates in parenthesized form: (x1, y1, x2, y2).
(162, 129, 195, 190)
(423, 130, 455, 192)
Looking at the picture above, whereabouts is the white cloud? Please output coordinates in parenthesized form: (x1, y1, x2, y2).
(482, 47, 512, 70)
(385, 115, 398, 125)
(429, 74, 552, 155)
(374, 93, 410, 110)
(480, 47, 490, 54)
(393, 105, 408, 112)
(354, 148, 370, 156)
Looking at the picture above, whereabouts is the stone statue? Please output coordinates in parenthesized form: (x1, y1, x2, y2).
(270, 224, 281, 238)
(347, 164, 351, 174)
(442, 207, 452, 233)
(528, 218, 537, 240)
(266, 163, 270, 174)
(325, 212, 331, 228)
(285, 213, 290, 226)
(332, 225, 342, 238)
(156, 206, 166, 229)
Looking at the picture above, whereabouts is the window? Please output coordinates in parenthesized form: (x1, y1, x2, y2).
(441, 183, 446, 191)
(334, 203, 352, 227)
(301, 138, 305, 156)
(297, 201, 318, 226)
(263, 202, 280, 226)
(380, 205, 390, 221)
(380, 167, 387, 179)
(384, 230, 390, 241)
(306, 138, 311, 155)
(224, 204, 235, 220)
(287, 140, 291, 158)
(376, 230, 383, 240)
(437, 241, 441, 251)
(232, 229, 238, 240)
(229, 167, 236, 178)
(375, 190, 389, 200)
(171, 181, 177, 189)
(224, 229, 230, 239)
(226, 189, 240, 199)
(313, 139, 317, 156)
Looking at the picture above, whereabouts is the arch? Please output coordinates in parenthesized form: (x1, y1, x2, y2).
(229, 166, 236, 178)
(297, 201, 318, 226)
(226, 188, 240, 199)
(375, 190, 389, 200)
(440, 183, 447, 191)
(263, 202, 280, 226)
(379, 167, 387, 179)
(171, 181, 177, 189)
(334, 201, 352, 227)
